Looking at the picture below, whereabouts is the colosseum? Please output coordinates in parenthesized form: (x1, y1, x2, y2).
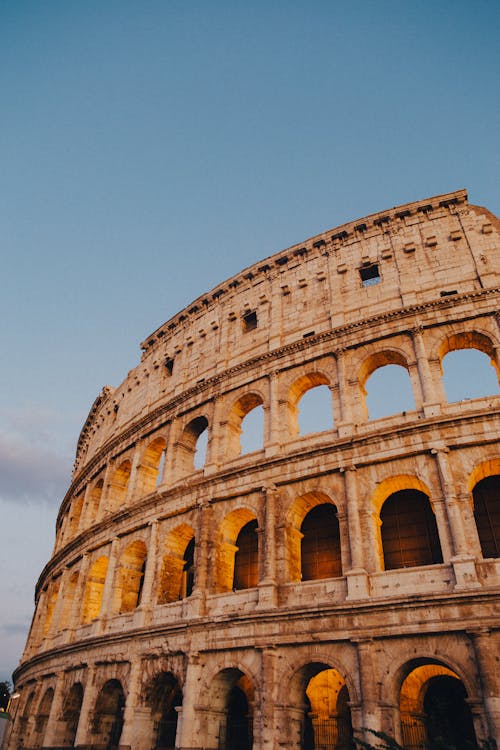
(4, 189, 500, 750)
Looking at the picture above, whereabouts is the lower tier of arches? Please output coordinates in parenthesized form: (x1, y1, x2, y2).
(6, 627, 499, 750)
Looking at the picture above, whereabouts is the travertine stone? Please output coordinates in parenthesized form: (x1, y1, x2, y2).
(5, 190, 500, 750)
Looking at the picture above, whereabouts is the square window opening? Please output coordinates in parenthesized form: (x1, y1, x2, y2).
(242, 310, 258, 333)
(360, 264, 381, 287)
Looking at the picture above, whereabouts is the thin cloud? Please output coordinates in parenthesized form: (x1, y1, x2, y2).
(0, 431, 72, 505)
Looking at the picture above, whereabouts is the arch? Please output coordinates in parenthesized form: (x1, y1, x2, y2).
(371, 475, 432, 517)
(157, 524, 196, 604)
(437, 329, 498, 365)
(114, 539, 147, 613)
(216, 508, 258, 593)
(136, 436, 168, 496)
(17, 688, 35, 746)
(380, 490, 443, 570)
(144, 671, 182, 750)
(81, 555, 109, 624)
(472, 475, 500, 559)
(301, 504, 342, 581)
(107, 460, 131, 513)
(285, 662, 354, 750)
(33, 686, 54, 747)
(287, 373, 332, 437)
(358, 350, 415, 421)
(60, 682, 84, 747)
(92, 679, 125, 750)
(468, 458, 500, 492)
(442, 349, 499, 402)
(206, 668, 254, 750)
(233, 519, 259, 590)
(226, 392, 265, 459)
(176, 416, 209, 476)
(286, 492, 338, 583)
(399, 661, 477, 750)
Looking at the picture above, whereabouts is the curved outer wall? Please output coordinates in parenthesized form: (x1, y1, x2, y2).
(5, 189, 500, 750)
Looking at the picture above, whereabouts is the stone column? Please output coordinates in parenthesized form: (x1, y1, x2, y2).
(47, 571, 67, 639)
(337, 511, 352, 573)
(266, 370, 281, 457)
(74, 664, 97, 749)
(68, 554, 91, 635)
(412, 327, 441, 416)
(258, 484, 279, 609)
(468, 628, 500, 740)
(41, 672, 66, 747)
(118, 656, 144, 749)
(335, 349, 354, 437)
(189, 499, 213, 617)
(97, 536, 121, 630)
(260, 647, 279, 748)
(343, 466, 369, 599)
(355, 638, 382, 738)
(205, 395, 225, 473)
(124, 443, 142, 504)
(136, 520, 159, 626)
(96, 462, 113, 522)
(431, 446, 479, 587)
(177, 652, 204, 750)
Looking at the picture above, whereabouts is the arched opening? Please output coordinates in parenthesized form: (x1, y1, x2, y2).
(233, 520, 259, 590)
(33, 687, 54, 747)
(226, 393, 265, 459)
(81, 555, 109, 624)
(297, 386, 333, 435)
(287, 373, 332, 437)
(301, 504, 342, 581)
(157, 525, 196, 604)
(147, 672, 182, 750)
(472, 475, 500, 558)
(114, 540, 147, 614)
(60, 682, 84, 747)
(400, 662, 476, 750)
(87, 478, 104, 524)
(286, 492, 339, 583)
(216, 509, 258, 593)
(365, 364, 415, 420)
(438, 331, 500, 403)
(442, 348, 500, 402)
(92, 679, 125, 750)
(301, 666, 353, 750)
(107, 460, 131, 513)
(137, 437, 168, 496)
(177, 416, 209, 476)
(380, 490, 442, 570)
(207, 669, 254, 750)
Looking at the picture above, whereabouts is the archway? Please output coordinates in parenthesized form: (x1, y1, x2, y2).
(147, 672, 182, 750)
(380, 490, 442, 570)
(92, 679, 125, 750)
(233, 520, 259, 590)
(114, 540, 147, 613)
(157, 525, 196, 604)
(300, 504, 341, 581)
(301, 665, 353, 750)
(60, 682, 84, 747)
(206, 669, 254, 750)
(400, 663, 477, 750)
(472, 475, 500, 558)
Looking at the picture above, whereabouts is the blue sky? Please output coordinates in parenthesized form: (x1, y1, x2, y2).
(1, 0, 499, 681)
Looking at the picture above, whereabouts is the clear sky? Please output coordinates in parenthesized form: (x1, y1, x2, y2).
(1, 0, 499, 681)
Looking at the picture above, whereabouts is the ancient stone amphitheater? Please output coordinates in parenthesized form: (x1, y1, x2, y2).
(6, 189, 500, 750)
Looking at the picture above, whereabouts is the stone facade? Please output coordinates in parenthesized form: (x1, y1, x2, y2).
(5, 189, 500, 750)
